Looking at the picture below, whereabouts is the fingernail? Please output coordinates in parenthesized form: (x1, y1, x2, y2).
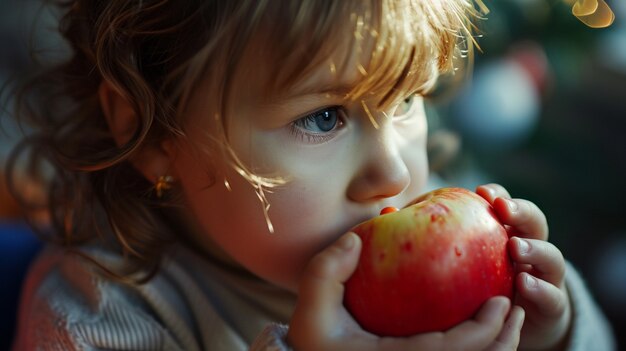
(524, 273, 538, 290)
(337, 232, 356, 251)
(505, 198, 518, 213)
(517, 237, 530, 255)
(491, 296, 510, 316)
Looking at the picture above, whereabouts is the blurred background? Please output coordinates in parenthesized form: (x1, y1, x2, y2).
(428, 0, 626, 348)
(1, 1, 69, 349)
(1, 0, 625, 350)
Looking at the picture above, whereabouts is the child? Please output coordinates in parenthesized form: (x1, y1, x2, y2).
(8, 0, 614, 350)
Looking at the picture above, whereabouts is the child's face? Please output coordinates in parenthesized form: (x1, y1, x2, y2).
(168, 34, 430, 292)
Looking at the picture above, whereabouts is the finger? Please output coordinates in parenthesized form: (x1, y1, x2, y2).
(444, 297, 511, 350)
(297, 232, 361, 310)
(493, 198, 549, 241)
(509, 237, 565, 287)
(517, 272, 569, 319)
(476, 183, 512, 204)
(486, 305, 525, 351)
(288, 232, 362, 347)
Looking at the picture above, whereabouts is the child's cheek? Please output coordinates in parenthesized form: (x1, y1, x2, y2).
(258, 184, 358, 285)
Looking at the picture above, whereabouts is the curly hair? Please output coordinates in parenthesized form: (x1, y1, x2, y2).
(6, 0, 482, 281)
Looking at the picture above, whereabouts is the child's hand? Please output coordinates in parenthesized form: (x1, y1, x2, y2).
(476, 184, 572, 351)
(287, 232, 525, 351)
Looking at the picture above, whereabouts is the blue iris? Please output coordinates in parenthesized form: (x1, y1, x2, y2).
(302, 108, 338, 132)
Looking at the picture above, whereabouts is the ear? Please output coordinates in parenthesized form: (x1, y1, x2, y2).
(98, 81, 174, 184)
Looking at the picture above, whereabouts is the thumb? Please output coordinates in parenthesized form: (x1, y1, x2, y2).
(289, 233, 364, 351)
(296, 232, 362, 321)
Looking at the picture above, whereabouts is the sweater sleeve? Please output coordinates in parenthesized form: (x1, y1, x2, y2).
(563, 261, 616, 351)
(12, 248, 190, 351)
(249, 324, 293, 351)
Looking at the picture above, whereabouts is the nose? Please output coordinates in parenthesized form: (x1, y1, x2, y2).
(346, 128, 411, 203)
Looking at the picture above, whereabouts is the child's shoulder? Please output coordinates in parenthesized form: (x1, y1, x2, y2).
(12, 245, 190, 350)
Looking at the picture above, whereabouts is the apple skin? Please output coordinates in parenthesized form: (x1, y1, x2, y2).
(344, 187, 514, 337)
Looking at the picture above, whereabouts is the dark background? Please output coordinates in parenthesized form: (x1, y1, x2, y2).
(430, 0, 626, 349)
(1, 0, 625, 349)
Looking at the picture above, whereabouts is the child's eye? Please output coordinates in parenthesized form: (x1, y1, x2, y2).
(295, 107, 341, 132)
(393, 95, 417, 117)
(290, 106, 345, 143)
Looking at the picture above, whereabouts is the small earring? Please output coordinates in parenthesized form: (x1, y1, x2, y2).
(155, 175, 174, 198)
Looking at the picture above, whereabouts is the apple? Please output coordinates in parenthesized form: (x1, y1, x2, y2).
(344, 187, 514, 337)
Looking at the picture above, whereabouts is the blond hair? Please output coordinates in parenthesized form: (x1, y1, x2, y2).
(7, 0, 482, 281)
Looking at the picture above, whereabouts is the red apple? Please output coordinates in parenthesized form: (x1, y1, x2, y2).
(344, 187, 514, 337)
